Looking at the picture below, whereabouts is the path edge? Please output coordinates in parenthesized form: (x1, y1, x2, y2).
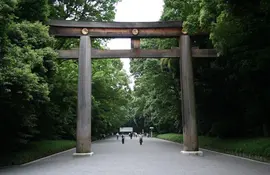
(20, 139, 100, 166)
(20, 147, 76, 166)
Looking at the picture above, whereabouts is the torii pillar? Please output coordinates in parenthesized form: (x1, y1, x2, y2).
(179, 33, 203, 156)
(73, 36, 94, 156)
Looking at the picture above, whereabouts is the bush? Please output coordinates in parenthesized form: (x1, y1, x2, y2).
(157, 133, 183, 143)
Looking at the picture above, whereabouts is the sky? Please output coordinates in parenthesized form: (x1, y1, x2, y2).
(107, 0, 164, 90)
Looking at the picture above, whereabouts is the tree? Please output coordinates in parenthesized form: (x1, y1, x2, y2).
(0, 21, 56, 151)
(49, 0, 120, 21)
(16, 0, 50, 22)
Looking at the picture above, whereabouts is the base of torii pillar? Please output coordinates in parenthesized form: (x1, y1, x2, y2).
(73, 152, 94, 157)
(181, 150, 203, 156)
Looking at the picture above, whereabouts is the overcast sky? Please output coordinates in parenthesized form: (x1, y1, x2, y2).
(107, 0, 164, 89)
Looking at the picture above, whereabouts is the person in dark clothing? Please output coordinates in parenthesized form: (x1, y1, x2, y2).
(139, 133, 143, 145)
(121, 134, 125, 144)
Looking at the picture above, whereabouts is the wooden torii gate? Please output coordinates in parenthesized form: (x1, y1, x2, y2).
(49, 20, 217, 156)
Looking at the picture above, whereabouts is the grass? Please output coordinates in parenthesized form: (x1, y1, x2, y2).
(2, 140, 76, 166)
(157, 133, 270, 162)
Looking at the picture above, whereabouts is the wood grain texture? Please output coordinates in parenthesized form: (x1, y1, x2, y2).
(179, 35, 198, 152)
(76, 36, 92, 153)
(131, 39, 140, 49)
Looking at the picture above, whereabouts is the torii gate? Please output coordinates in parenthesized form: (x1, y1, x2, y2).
(49, 20, 217, 156)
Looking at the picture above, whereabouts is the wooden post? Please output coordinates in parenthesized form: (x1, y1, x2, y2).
(131, 39, 140, 60)
(131, 39, 140, 49)
(74, 36, 93, 156)
(179, 34, 202, 156)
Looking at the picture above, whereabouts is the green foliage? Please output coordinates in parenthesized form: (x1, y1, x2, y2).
(157, 133, 270, 162)
(0, 0, 17, 55)
(48, 0, 120, 21)
(157, 133, 183, 143)
(0, 21, 56, 151)
(7, 21, 55, 49)
(41, 60, 78, 139)
(92, 59, 131, 135)
(16, 0, 50, 22)
(2, 140, 76, 166)
(130, 57, 181, 133)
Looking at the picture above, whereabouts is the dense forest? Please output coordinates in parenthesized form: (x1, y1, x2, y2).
(0, 0, 130, 159)
(1, 0, 270, 165)
(130, 0, 270, 138)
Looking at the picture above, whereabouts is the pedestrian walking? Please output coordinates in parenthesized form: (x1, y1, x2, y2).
(130, 132, 133, 139)
(121, 134, 125, 144)
(139, 133, 143, 145)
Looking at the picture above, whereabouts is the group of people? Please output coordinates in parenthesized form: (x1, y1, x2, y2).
(115, 132, 143, 145)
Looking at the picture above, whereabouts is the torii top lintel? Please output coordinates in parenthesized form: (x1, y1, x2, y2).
(49, 20, 183, 38)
